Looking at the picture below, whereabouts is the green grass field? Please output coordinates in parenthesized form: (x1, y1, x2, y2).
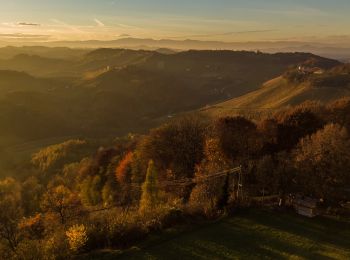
(89, 209, 350, 260)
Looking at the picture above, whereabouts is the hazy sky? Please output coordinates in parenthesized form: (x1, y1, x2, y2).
(1, 0, 350, 43)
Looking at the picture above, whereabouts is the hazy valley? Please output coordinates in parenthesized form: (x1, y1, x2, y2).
(0, 47, 341, 146)
(1, 46, 350, 259)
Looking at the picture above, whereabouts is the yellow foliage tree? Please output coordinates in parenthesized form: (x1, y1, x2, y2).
(139, 160, 160, 214)
(65, 224, 88, 253)
(41, 185, 81, 224)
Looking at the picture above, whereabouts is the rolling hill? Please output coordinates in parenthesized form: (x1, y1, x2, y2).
(0, 48, 342, 174)
(0, 50, 340, 143)
(0, 54, 76, 77)
(203, 63, 350, 117)
(0, 46, 89, 60)
(0, 70, 67, 95)
(3, 37, 350, 61)
(80, 50, 341, 104)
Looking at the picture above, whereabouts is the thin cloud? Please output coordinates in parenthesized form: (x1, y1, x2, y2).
(236, 6, 329, 18)
(0, 33, 47, 38)
(1, 22, 16, 27)
(51, 19, 84, 33)
(116, 23, 142, 30)
(17, 22, 40, 26)
(169, 30, 276, 39)
(0, 33, 51, 41)
(117, 33, 131, 38)
(94, 18, 105, 27)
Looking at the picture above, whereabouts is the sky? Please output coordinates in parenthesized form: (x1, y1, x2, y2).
(1, 0, 350, 44)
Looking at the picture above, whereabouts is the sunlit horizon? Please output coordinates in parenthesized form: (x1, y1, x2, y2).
(1, 0, 350, 45)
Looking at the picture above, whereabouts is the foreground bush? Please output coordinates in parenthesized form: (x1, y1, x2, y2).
(66, 224, 88, 253)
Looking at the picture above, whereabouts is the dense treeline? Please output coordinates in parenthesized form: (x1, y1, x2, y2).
(1, 97, 350, 258)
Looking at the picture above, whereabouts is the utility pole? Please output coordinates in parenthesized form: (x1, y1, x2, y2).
(236, 166, 243, 201)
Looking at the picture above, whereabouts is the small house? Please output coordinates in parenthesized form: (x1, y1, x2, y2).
(297, 66, 324, 75)
(293, 195, 320, 218)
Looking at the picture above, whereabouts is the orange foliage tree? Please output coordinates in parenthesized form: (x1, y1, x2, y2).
(115, 152, 134, 205)
(115, 152, 134, 184)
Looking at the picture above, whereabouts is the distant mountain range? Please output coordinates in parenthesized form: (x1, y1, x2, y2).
(1, 37, 350, 61)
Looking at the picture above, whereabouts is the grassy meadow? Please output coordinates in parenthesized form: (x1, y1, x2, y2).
(88, 210, 350, 260)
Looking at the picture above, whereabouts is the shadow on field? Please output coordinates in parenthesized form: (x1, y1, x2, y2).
(89, 209, 350, 260)
(242, 209, 350, 252)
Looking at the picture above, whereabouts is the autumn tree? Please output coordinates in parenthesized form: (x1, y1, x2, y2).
(21, 176, 43, 216)
(66, 224, 88, 253)
(257, 119, 279, 155)
(136, 116, 205, 200)
(294, 123, 350, 202)
(0, 178, 23, 252)
(80, 175, 103, 206)
(189, 139, 233, 217)
(273, 152, 296, 204)
(255, 156, 277, 198)
(19, 214, 45, 240)
(115, 152, 134, 205)
(90, 175, 103, 205)
(31, 139, 88, 172)
(139, 160, 160, 214)
(80, 176, 93, 206)
(276, 107, 323, 151)
(62, 163, 80, 189)
(138, 116, 205, 180)
(41, 185, 82, 224)
(101, 181, 117, 207)
(326, 97, 350, 131)
(93, 147, 118, 180)
(214, 116, 260, 161)
(0, 196, 23, 253)
(76, 148, 118, 185)
(115, 152, 133, 184)
(252, 152, 295, 205)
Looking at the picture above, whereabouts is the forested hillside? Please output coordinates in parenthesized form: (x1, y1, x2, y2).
(1, 97, 350, 258)
(0, 47, 349, 259)
(2, 1, 350, 259)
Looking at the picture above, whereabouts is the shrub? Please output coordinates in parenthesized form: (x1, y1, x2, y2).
(19, 214, 45, 240)
(15, 239, 45, 260)
(66, 224, 88, 253)
(86, 209, 147, 249)
(43, 230, 70, 259)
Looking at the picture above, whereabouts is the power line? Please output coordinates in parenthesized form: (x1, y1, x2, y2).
(88, 166, 243, 214)
(129, 166, 242, 188)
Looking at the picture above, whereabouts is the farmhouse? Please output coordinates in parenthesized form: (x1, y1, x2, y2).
(293, 195, 320, 218)
(297, 66, 325, 75)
